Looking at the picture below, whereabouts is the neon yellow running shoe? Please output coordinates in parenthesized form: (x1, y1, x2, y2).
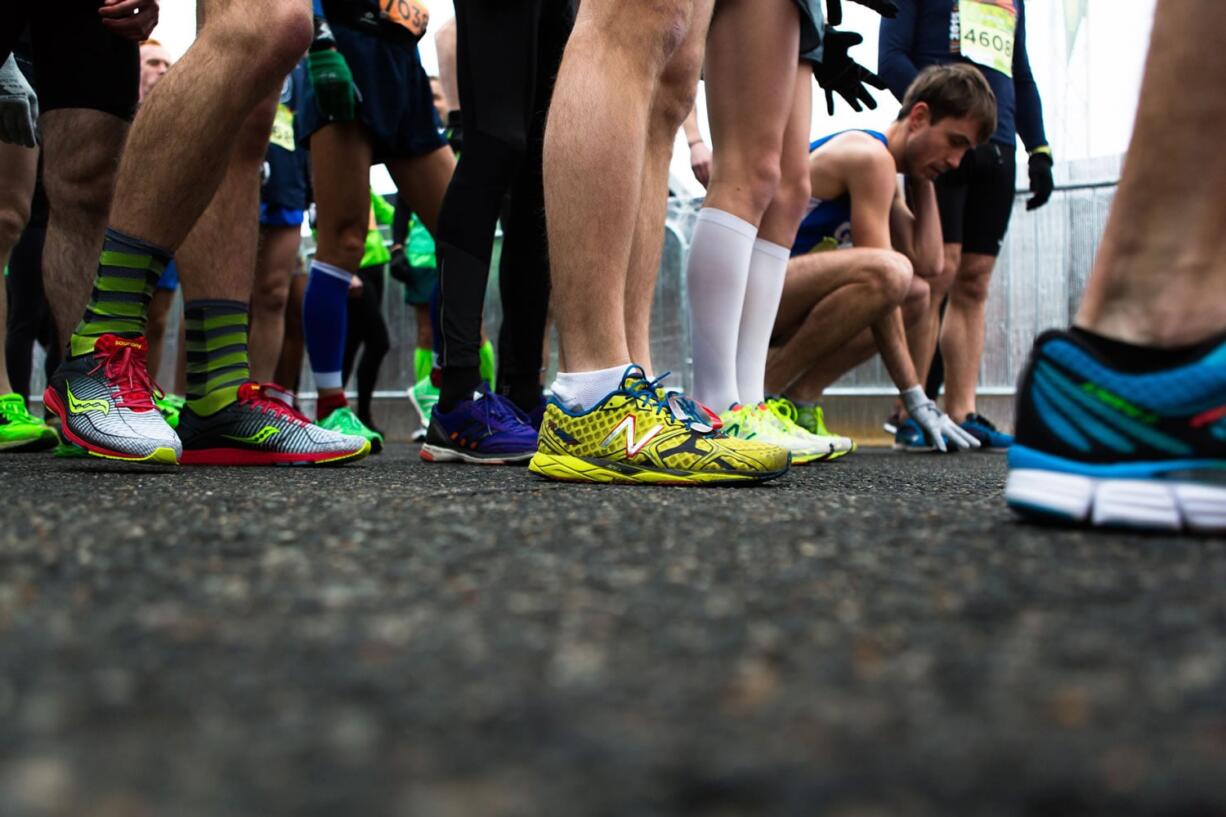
(0, 393, 58, 452)
(768, 397, 855, 460)
(530, 367, 789, 485)
(721, 402, 830, 464)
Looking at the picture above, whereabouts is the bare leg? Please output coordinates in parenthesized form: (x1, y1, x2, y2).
(0, 142, 38, 395)
(386, 147, 456, 238)
(624, 0, 713, 372)
(274, 273, 307, 391)
(544, 0, 702, 372)
(910, 243, 958, 387)
(309, 122, 375, 402)
(766, 249, 911, 395)
(939, 250, 993, 420)
(787, 274, 930, 401)
(1075, 0, 1226, 346)
(39, 110, 128, 345)
(702, 0, 799, 227)
(249, 225, 301, 381)
(145, 288, 176, 380)
(106, 0, 311, 251)
(176, 92, 279, 308)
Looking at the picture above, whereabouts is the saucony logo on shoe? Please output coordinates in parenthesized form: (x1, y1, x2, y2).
(223, 425, 282, 445)
(66, 384, 109, 416)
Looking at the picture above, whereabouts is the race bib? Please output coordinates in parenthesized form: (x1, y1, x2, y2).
(270, 104, 296, 152)
(381, 0, 429, 40)
(957, 0, 1016, 77)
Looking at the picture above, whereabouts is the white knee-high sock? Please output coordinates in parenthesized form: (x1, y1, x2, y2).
(686, 208, 757, 411)
(736, 239, 790, 406)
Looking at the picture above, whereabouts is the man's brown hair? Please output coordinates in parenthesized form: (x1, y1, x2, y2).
(897, 64, 997, 144)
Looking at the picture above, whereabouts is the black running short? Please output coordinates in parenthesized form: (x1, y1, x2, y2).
(0, 2, 139, 121)
(794, 0, 824, 61)
(934, 141, 1017, 257)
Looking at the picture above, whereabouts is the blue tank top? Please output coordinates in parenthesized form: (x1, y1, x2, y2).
(791, 130, 890, 257)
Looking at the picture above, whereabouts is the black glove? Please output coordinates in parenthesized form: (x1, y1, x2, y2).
(825, 0, 899, 26)
(445, 109, 463, 154)
(1026, 150, 1054, 211)
(812, 27, 887, 116)
(388, 246, 412, 285)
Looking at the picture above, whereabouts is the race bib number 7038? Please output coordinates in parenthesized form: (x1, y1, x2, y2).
(382, 0, 430, 39)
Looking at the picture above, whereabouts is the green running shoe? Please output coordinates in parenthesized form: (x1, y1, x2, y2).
(155, 393, 186, 428)
(409, 373, 439, 442)
(53, 440, 90, 458)
(319, 405, 384, 454)
(0, 393, 59, 452)
(773, 397, 856, 460)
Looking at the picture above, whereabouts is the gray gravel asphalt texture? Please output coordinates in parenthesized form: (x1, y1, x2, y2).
(2, 445, 1225, 817)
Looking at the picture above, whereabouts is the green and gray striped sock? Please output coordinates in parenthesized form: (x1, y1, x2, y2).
(184, 299, 251, 416)
(69, 228, 172, 357)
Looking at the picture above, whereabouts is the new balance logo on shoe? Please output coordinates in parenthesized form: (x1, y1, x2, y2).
(601, 414, 664, 457)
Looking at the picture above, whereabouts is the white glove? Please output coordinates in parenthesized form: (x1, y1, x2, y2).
(902, 386, 980, 453)
(0, 54, 38, 148)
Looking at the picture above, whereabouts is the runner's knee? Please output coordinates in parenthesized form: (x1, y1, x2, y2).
(870, 251, 913, 307)
(0, 205, 30, 251)
(952, 259, 994, 303)
(654, 37, 704, 133)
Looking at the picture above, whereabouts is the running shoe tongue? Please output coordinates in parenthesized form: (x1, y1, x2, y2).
(618, 365, 650, 391)
(95, 334, 158, 412)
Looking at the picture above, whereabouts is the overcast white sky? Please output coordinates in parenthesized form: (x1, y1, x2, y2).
(152, 0, 1155, 196)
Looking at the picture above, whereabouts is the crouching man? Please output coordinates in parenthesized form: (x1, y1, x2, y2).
(766, 64, 996, 452)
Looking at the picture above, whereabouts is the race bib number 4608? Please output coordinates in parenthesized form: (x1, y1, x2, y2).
(382, 0, 430, 39)
(958, 0, 1016, 77)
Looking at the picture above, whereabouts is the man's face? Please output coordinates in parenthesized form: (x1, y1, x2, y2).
(903, 106, 981, 181)
(139, 43, 172, 102)
(430, 78, 448, 122)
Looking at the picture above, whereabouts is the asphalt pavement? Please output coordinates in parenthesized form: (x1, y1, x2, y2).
(2, 446, 1224, 817)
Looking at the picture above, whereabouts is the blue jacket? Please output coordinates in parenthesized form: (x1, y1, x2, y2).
(878, 0, 1047, 150)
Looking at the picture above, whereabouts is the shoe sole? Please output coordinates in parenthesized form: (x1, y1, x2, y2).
(1005, 446, 1226, 532)
(0, 432, 59, 452)
(179, 439, 371, 466)
(44, 387, 181, 465)
(527, 453, 788, 486)
(421, 443, 534, 465)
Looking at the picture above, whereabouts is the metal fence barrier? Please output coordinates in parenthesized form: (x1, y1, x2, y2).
(22, 159, 1119, 440)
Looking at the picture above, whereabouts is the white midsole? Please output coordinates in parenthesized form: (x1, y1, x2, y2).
(1005, 468, 1226, 532)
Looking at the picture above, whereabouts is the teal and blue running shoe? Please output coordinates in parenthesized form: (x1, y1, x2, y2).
(893, 417, 931, 452)
(1005, 328, 1226, 532)
(960, 412, 1013, 451)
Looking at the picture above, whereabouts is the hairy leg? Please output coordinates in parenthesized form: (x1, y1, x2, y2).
(39, 110, 128, 344)
(623, 0, 713, 372)
(1075, 0, 1226, 346)
(0, 142, 37, 394)
(106, 0, 311, 251)
(544, 0, 701, 372)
